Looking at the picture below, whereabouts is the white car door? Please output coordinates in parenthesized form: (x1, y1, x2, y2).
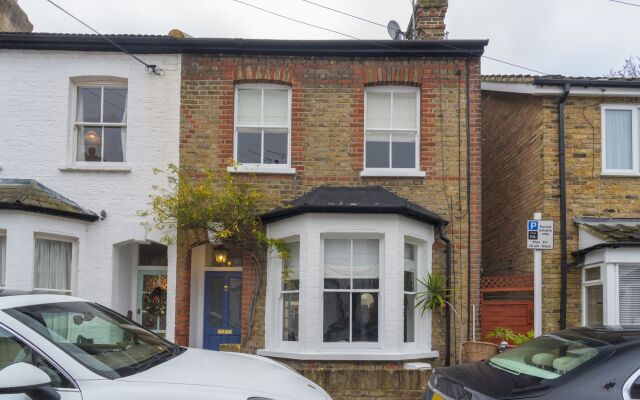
(0, 325, 82, 400)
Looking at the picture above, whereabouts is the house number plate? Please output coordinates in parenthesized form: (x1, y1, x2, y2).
(217, 329, 233, 335)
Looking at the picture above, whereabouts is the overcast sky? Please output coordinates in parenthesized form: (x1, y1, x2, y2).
(17, 0, 640, 76)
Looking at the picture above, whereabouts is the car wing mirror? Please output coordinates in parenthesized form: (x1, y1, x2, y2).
(0, 363, 59, 400)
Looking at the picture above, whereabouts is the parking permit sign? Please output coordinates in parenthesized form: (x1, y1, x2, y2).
(527, 220, 554, 249)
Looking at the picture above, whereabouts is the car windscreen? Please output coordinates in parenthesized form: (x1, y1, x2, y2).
(489, 334, 609, 381)
(6, 302, 179, 379)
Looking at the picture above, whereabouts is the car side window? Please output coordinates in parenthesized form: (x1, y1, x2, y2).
(0, 326, 74, 389)
(631, 375, 640, 399)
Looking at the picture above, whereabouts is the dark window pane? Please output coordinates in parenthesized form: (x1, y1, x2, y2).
(103, 88, 127, 123)
(283, 293, 299, 342)
(138, 243, 168, 266)
(103, 127, 124, 162)
(229, 277, 242, 330)
(78, 87, 101, 122)
(209, 277, 224, 328)
(392, 140, 416, 168)
(78, 126, 102, 162)
(404, 294, 416, 342)
(353, 278, 379, 289)
(237, 130, 261, 163)
(404, 271, 416, 292)
(323, 292, 350, 342)
(366, 135, 390, 168)
(324, 278, 350, 290)
(352, 292, 378, 342)
(264, 130, 288, 165)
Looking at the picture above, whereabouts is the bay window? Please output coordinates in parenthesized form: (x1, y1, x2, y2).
(233, 84, 293, 174)
(323, 238, 380, 343)
(583, 266, 603, 326)
(619, 265, 640, 325)
(601, 105, 640, 175)
(33, 238, 73, 294)
(582, 263, 640, 326)
(74, 83, 128, 163)
(363, 87, 423, 177)
(262, 212, 438, 360)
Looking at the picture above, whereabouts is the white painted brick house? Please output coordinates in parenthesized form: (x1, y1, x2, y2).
(0, 42, 181, 341)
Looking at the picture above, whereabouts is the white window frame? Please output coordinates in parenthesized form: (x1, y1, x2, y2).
(230, 83, 295, 175)
(320, 234, 383, 350)
(68, 77, 129, 170)
(32, 234, 77, 295)
(582, 265, 604, 326)
(362, 86, 424, 178)
(279, 238, 300, 347)
(403, 238, 419, 344)
(601, 104, 640, 176)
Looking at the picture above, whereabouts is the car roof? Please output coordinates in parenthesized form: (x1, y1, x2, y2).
(0, 290, 85, 309)
(558, 326, 640, 346)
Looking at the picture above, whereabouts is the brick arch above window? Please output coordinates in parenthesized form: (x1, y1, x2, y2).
(363, 66, 423, 86)
(234, 64, 296, 84)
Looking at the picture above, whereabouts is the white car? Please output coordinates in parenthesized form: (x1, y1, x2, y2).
(0, 291, 331, 400)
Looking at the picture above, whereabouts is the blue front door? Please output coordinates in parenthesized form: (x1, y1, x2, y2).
(203, 271, 242, 350)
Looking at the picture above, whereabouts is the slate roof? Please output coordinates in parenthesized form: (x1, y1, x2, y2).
(575, 217, 640, 242)
(262, 186, 446, 225)
(482, 74, 640, 87)
(0, 179, 98, 222)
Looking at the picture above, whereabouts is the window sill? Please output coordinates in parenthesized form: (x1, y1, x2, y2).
(256, 349, 439, 361)
(360, 169, 426, 178)
(601, 171, 640, 177)
(59, 165, 132, 173)
(227, 164, 296, 175)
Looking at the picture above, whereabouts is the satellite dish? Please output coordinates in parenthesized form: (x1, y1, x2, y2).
(387, 20, 404, 40)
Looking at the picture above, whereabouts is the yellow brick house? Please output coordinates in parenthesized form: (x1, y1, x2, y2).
(482, 75, 640, 336)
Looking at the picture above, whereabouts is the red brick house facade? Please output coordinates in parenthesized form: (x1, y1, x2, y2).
(173, 2, 485, 397)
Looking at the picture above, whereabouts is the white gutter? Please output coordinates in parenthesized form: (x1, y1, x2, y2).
(481, 81, 640, 97)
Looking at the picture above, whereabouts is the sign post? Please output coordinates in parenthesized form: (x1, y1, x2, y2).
(527, 214, 553, 337)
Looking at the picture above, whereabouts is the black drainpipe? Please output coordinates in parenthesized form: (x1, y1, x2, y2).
(439, 222, 453, 366)
(558, 83, 570, 330)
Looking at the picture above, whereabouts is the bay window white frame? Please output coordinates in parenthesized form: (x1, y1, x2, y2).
(601, 104, 640, 176)
(261, 213, 437, 361)
(32, 233, 78, 295)
(230, 83, 295, 175)
(362, 86, 424, 178)
(582, 261, 640, 327)
(320, 233, 383, 350)
(69, 77, 129, 168)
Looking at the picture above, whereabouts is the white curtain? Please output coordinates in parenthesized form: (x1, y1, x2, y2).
(324, 239, 351, 278)
(619, 265, 640, 325)
(237, 89, 261, 126)
(366, 91, 392, 129)
(605, 110, 633, 170)
(0, 236, 5, 287)
(34, 239, 72, 292)
(263, 89, 288, 126)
(352, 239, 379, 279)
(392, 91, 417, 129)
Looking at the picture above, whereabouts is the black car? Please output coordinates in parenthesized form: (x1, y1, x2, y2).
(425, 326, 640, 400)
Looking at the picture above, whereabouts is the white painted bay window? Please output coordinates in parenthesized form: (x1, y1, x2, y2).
(362, 87, 423, 177)
(582, 263, 640, 326)
(602, 105, 640, 175)
(74, 83, 128, 163)
(33, 238, 73, 294)
(232, 84, 294, 174)
(262, 213, 437, 361)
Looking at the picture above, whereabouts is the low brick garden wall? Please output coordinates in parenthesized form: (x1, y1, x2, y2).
(299, 368, 430, 400)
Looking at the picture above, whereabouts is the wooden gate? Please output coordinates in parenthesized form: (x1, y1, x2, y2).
(480, 275, 534, 343)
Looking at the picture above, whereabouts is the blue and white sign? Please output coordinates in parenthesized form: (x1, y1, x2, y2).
(527, 220, 554, 250)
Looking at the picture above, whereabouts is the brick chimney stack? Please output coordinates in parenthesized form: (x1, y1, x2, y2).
(408, 0, 448, 40)
(0, 0, 33, 32)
